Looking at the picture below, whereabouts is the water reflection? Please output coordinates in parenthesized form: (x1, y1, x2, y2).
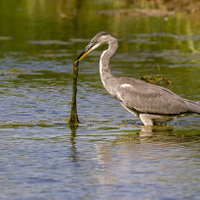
(118, 126, 200, 143)
(69, 124, 79, 164)
(140, 125, 173, 137)
(93, 127, 200, 199)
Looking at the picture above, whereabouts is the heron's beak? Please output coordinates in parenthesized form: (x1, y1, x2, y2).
(76, 43, 96, 62)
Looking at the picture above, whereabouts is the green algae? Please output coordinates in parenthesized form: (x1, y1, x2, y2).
(68, 61, 79, 126)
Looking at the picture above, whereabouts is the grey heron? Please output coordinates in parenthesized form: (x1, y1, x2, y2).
(76, 32, 200, 126)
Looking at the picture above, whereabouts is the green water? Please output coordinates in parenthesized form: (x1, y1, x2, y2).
(0, 1, 200, 199)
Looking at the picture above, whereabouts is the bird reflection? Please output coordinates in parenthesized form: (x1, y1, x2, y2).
(94, 126, 200, 187)
(140, 125, 173, 137)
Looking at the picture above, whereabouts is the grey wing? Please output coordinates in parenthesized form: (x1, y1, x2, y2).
(115, 81, 190, 115)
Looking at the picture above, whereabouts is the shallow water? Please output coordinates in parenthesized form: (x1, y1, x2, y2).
(0, 1, 200, 199)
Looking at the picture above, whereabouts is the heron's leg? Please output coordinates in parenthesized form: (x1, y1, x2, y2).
(139, 114, 154, 126)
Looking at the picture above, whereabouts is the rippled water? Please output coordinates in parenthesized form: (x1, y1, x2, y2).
(0, 1, 200, 199)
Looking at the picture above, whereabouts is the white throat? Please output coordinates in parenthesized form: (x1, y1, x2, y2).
(99, 50, 108, 88)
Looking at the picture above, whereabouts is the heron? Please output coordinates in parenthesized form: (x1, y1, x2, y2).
(76, 32, 200, 126)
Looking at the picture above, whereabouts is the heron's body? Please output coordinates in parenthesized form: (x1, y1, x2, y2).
(76, 32, 200, 126)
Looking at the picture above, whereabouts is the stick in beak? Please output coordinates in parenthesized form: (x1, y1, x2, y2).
(76, 43, 95, 62)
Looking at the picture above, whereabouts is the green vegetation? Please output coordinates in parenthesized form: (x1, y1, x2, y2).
(68, 61, 79, 126)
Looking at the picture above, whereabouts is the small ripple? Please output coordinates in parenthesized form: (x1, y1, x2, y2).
(27, 40, 72, 45)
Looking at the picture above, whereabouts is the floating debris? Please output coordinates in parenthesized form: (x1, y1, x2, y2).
(0, 68, 32, 79)
(140, 75, 172, 86)
(9, 69, 21, 73)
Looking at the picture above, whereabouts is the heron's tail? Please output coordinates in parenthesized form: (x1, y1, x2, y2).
(187, 100, 200, 115)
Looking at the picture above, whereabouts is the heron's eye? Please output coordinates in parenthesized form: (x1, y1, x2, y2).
(93, 39, 97, 43)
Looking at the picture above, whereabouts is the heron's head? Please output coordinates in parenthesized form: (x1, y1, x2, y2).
(76, 32, 115, 62)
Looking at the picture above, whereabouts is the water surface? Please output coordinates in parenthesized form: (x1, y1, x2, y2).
(0, 1, 200, 199)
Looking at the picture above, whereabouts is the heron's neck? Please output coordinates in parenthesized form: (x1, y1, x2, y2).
(99, 41, 118, 93)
